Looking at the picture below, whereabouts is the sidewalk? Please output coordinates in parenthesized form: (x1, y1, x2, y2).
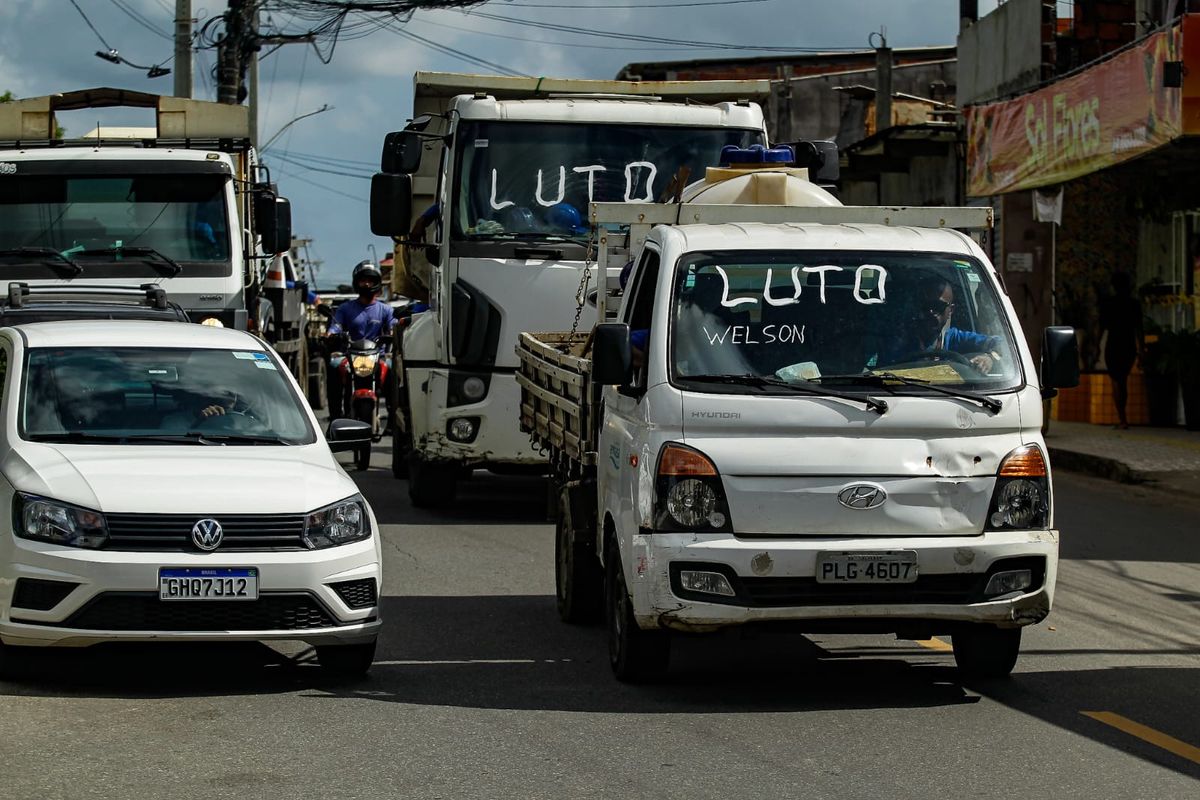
(1045, 420, 1200, 496)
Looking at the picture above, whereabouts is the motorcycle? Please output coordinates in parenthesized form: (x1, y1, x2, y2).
(329, 334, 389, 471)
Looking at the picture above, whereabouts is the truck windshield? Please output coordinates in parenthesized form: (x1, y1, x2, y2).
(20, 347, 315, 445)
(452, 121, 762, 241)
(671, 250, 1023, 394)
(0, 175, 231, 278)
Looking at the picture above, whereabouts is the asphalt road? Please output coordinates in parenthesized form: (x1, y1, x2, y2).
(2, 447, 1198, 799)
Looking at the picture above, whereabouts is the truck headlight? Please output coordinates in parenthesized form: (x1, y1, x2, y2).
(14, 494, 108, 549)
(302, 495, 370, 549)
(653, 443, 733, 532)
(987, 446, 1050, 530)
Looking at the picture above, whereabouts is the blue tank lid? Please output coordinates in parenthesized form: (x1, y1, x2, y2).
(719, 144, 795, 166)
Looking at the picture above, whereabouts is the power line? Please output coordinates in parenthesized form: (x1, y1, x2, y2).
(383, 21, 526, 76)
(276, 166, 368, 203)
(492, 0, 770, 6)
(412, 16, 702, 51)
(273, 152, 373, 179)
(106, 0, 173, 40)
(68, 0, 115, 51)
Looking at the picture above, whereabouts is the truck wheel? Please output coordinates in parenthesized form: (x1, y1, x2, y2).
(606, 542, 669, 682)
(556, 507, 602, 625)
(408, 457, 457, 508)
(952, 625, 1022, 679)
(317, 639, 376, 680)
(307, 358, 327, 411)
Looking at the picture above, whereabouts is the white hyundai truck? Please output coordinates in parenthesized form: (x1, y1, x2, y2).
(517, 155, 1080, 682)
(370, 72, 771, 507)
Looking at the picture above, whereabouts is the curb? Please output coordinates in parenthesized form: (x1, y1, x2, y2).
(1047, 447, 1146, 484)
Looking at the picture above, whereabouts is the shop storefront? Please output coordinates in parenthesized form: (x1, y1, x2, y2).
(965, 16, 1200, 427)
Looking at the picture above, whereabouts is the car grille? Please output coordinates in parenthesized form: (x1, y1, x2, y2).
(739, 574, 984, 607)
(104, 513, 308, 551)
(40, 592, 339, 631)
(12, 578, 79, 611)
(329, 578, 377, 610)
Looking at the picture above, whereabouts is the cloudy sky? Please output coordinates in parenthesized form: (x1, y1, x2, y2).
(0, 0, 998, 285)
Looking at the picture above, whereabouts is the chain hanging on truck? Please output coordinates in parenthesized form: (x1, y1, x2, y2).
(566, 235, 595, 342)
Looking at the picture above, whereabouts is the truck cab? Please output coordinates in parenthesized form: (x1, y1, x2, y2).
(372, 72, 771, 507)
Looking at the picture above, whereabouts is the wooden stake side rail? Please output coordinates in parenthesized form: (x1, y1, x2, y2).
(516, 331, 598, 466)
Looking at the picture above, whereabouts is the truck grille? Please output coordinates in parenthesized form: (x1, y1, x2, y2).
(104, 513, 307, 551)
(36, 592, 340, 631)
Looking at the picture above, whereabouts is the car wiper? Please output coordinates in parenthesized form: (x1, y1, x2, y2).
(72, 245, 182, 276)
(26, 432, 130, 443)
(181, 432, 294, 445)
(0, 247, 84, 277)
(684, 374, 888, 414)
(817, 372, 1003, 414)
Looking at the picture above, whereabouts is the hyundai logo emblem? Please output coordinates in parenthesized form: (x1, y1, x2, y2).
(837, 484, 887, 510)
(191, 518, 224, 551)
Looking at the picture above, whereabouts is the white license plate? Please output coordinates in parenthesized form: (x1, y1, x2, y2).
(159, 568, 258, 601)
(816, 551, 918, 584)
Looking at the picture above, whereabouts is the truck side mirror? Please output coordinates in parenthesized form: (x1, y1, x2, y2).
(370, 173, 413, 238)
(258, 194, 292, 254)
(1041, 326, 1080, 392)
(592, 322, 632, 385)
(380, 130, 423, 174)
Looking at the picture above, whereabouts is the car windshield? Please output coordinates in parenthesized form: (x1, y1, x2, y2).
(452, 121, 762, 242)
(0, 174, 231, 278)
(20, 346, 316, 445)
(671, 250, 1022, 393)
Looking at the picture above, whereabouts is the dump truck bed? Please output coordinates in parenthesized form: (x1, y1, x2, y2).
(516, 331, 597, 467)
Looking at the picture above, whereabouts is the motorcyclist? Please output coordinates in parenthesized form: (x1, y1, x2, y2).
(326, 261, 397, 424)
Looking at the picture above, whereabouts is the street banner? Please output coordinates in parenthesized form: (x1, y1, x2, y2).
(966, 25, 1183, 197)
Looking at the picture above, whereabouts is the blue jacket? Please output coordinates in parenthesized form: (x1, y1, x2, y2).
(328, 298, 396, 341)
(883, 326, 999, 364)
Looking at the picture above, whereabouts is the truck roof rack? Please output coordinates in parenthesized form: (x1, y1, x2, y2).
(5, 282, 171, 310)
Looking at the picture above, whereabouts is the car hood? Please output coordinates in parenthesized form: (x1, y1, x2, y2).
(2, 443, 358, 515)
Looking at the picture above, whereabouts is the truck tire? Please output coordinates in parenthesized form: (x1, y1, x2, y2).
(391, 428, 412, 479)
(408, 456, 457, 508)
(556, 506, 602, 625)
(606, 541, 669, 682)
(307, 357, 327, 411)
(952, 625, 1022, 679)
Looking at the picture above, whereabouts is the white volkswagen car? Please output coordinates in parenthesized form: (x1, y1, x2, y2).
(0, 320, 381, 678)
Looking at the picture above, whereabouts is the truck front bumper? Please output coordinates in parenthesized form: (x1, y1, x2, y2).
(626, 529, 1058, 633)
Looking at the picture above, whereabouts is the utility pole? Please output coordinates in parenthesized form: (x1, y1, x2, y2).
(216, 0, 251, 106)
(873, 30, 893, 136)
(174, 0, 193, 98)
(248, 6, 260, 143)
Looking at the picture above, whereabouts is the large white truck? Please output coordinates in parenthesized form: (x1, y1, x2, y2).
(0, 88, 316, 395)
(370, 72, 772, 506)
(517, 157, 1080, 682)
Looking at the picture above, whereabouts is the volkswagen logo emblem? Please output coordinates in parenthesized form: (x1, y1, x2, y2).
(191, 518, 224, 551)
(837, 484, 887, 510)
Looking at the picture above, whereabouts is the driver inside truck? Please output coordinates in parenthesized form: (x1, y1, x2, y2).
(883, 277, 1000, 373)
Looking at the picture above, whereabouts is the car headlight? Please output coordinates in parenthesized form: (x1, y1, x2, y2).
(14, 494, 108, 549)
(352, 355, 377, 377)
(302, 495, 370, 549)
(653, 443, 732, 532)
(987, 446, 1050, 530)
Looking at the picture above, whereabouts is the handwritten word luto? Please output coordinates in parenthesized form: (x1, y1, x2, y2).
(713, 265, 888, 308)
(489, 163, 658, 210)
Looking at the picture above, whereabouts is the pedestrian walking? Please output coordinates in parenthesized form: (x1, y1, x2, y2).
(1099, 271, 1144, 429)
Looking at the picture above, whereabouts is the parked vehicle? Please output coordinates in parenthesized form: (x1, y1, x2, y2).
(0, 320, 380, 679)
(0, 88, 310, 384)
(517, 157, 1080, 682)
(370, 71, 771, 507)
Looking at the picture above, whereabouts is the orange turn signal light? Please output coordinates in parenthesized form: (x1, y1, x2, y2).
(998, 445, 1047, 477)
(658, 443, 718, 477)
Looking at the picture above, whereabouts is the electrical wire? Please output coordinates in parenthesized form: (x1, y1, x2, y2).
(275, 166, 369, 203)
(273, 152, 373, 179)
(491, 0, 771, 7)
(412, 16, 702, 51)
(106, 0, 173, 40)
(383, 20, 526, 76)
(68, 0, 115, 52)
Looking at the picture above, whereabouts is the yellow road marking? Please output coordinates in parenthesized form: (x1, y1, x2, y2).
(1082, 711, 1200, 766)
(916, 637, 952, 652)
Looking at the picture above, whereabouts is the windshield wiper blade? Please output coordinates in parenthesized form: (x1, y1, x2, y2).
(72, 245, 182, 276)
(0, 247, 84, 276)
(684, 374, 888, 414)
(819, 372, 1003, 414)
(181, 432, 293, 445)
(27, 431, 128, 443)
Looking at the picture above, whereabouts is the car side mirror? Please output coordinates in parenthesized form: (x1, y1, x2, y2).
(380, 130, 423, 174)
(1041, 326, 1080, 396)
(592, 322, 632, 385)
(327, 418, 372, 452)
(370, 173, 413, 238)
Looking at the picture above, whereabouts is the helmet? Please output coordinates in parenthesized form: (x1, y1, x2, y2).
(352, 260, 382, 295)
(545, 202, 589, 236)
